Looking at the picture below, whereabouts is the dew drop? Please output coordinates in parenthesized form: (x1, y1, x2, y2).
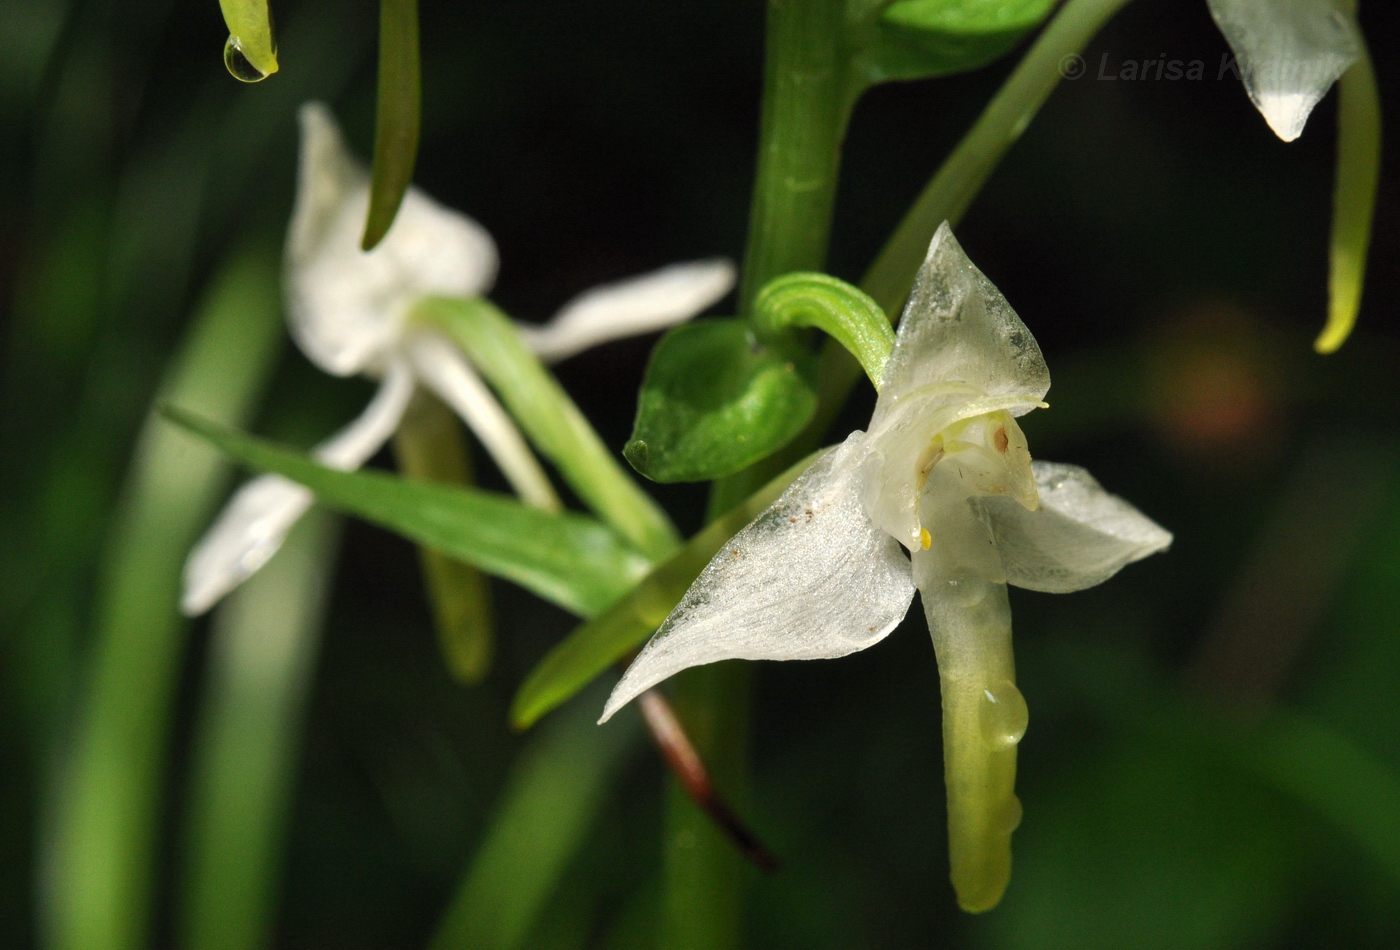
(978, 679, 1028, 748)
(998, 794, 1024, 833)
(224, 36, 268, 83)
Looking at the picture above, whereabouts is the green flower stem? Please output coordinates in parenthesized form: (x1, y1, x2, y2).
(754, 272, 894, 386)
(862, 0, 1136, 318)
(392, 390, 495, 682)
(1318, 33, 1381, 354)
(43, 244, 285, 950)
(418, 297, 680, 561)
(680, 0, 855, 941)
(180, 509, 340, 950)
(738, 0, 852, 311)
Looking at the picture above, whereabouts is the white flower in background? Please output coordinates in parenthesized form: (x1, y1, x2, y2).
(182, 102, 735, 616)
(1208, 0, 1362, 142)
(600, 223, 1171, 912)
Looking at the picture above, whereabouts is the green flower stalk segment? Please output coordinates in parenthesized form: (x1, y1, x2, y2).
(601, 224, 1173, 912)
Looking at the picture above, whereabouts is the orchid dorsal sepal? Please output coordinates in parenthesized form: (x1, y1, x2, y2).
(754, 272, 894, 387)
(219, 0, 279, 82)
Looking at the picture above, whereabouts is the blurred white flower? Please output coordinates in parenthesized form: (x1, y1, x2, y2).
(601, 223, 1171, 912)
(1208, 0, 1362, 142)
(182, 103, 734, 616)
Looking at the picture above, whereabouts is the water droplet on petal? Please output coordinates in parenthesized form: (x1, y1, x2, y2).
(979, 679, 1028, 748)
(224, 36, 268, 83)
(998, 794, 1024, 833)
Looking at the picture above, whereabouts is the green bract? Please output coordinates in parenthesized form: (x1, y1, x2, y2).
(625, 319, 818, 483)
(850, 0, 1059, 90)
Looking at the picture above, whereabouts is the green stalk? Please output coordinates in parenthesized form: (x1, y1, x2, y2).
(738, 0, 851, 311)
(862, 0, 1136, 317)
(671, 1, 852, 945)
(180, 510, 340, 950)
(42, 243, 285, 950)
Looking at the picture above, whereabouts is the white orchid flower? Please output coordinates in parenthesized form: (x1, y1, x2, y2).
(1208, 0, 1362, 142)
(182, 102, 735, 616)
(600, 223, 1171, 912)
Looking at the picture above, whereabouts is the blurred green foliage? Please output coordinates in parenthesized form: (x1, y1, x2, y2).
(3, 1, 1400, 948)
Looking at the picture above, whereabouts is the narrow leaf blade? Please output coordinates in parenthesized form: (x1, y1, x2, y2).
(163, 407, 651, 617)
(362, 0, 421, 250)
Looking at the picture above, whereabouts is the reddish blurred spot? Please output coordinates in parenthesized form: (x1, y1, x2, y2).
(1144, 300, 1286, 470)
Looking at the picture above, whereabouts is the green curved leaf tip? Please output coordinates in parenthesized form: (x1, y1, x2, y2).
(161, 405, 651, 618)
(755, 272, 893, 386)
(362, 0, 422, 250)
(218, 0, 279, 80)
(625, 319, 817, 484)
(1318, 43, 1381, 354)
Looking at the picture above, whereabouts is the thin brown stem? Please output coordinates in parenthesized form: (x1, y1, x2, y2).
(638, 689, 780, 873)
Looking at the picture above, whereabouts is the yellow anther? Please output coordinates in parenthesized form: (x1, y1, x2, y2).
(920, 528, 932, 550)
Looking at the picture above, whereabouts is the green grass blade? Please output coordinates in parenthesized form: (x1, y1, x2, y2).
(429, 682, 644, 950)
(43, 242, 285, 950)
(862, 0, 1135, 318)
(161, 407, 652, 618)
(1317, 41, 1381, 354)
(180, 509, 341, 950)
(511, 453, 816, 729)
(361, 0, 421, 250)
(418, 297, 681, 560)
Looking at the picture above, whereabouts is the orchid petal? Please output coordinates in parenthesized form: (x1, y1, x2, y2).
(860, 224, 1051, 547)
(181, 361, 415, 616)
(182, 475, 315, 616)
(285, 103, 499, 376)
(1208, 0, 1361, 142)
(517, 259, 736, 364)
(406, 332, 563, 512)
(979, 461, 1172, 594)
(601, 432, 915, 723)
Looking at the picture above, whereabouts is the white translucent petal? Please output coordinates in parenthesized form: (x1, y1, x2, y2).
(1209, 0, 1361, 142)
(600, 433, 915, 722)
(285, 103, 500, 376)
(406, 332, 563, 511)
(517, 259, 736, 364)
(182, 475, 315, 616)
(978, 461, 1172, 594)
(182, 360, 414, 616)
(859, 224, 1050, 547)
(873, 222, 1049, 415)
